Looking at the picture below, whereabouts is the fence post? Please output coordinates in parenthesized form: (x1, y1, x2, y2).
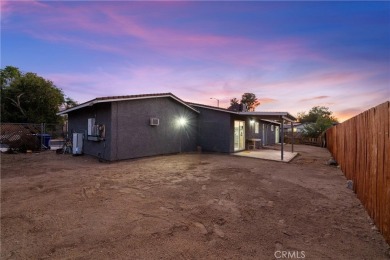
(291, 121, 294, 152)
(40, 123, 43, 150)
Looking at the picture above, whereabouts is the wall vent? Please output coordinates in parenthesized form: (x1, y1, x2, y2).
(150, 118, 159, 126)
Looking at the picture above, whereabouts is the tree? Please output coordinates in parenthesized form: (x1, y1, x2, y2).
(1, 66, 21, 89)
(297, 106, 337, 124)
(1, 66, 67, 124)
(230, 98, 240, 106)
(298, 106, 338, 138)
(229, 93, 260, 111)
(64, 97, 78, 110)
(241, 93, 260, 111)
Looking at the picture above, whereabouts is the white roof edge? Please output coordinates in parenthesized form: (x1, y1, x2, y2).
(260, 119, 281, 125)
(169, 96, 200, 113)
(240, 112, 286, 115)
(240, 111, 296, 121)
(57, 94, 200, 115)
(188, 103, 238, 114)
(57, 101, 94, 115)
(187, 104, 296, 121)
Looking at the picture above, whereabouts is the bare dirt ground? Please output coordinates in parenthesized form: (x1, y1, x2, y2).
(1, 145, 389, 259)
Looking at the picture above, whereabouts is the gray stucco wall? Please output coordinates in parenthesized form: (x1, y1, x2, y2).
(194, 108, 281, 153)
(67, 99, 284, 160)
(195, 107, 232, 153)
(245, 118, 263, 149)
(110, 97, 198, 161)
(245, 119, 280, 147)
(261, 121, 279, 145)
(67, 103, 112, 160)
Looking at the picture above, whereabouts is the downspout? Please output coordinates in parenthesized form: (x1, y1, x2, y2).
(291, 121, 294, 153)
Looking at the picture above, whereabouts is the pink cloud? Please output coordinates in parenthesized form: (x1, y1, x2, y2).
(258, 98, 278, 104)
(5, 1, 387, 123)
(4, 1, 324, 67)
(335, 108, 365, 122)
(300, 95, 329, 102)
(24, 31, 130, 56)
(1, 0, 47, 13)
(45, 65, 388, 123)
(262, 70, 376, 93)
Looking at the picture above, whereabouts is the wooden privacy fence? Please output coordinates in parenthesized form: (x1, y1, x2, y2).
(326, 101, 389, 244)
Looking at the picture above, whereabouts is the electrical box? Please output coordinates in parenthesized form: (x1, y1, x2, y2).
(88, 118, 95, 135)
(150, 118, 159, 126)
(87, 117, 106, 141)
(72, 133, 83, 155)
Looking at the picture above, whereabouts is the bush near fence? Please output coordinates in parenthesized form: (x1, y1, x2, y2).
(326, 101, 389, 244)
(0, 123, 41, 151)
(0, 123, 66, 152)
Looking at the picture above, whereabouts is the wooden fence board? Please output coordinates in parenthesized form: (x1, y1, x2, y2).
(326, 101, 390, 244)
(377, 103, 385, 232)
(384, 102, 390, 240)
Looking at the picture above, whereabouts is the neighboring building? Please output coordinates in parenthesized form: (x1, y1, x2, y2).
(58, 93, 296, 161)
(283, 122, 307, 133)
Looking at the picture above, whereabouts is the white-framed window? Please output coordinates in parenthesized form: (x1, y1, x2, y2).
(271, 125, 274, 132)
(255, 122, 259, 134)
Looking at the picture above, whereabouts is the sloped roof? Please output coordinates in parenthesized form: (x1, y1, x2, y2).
(239, 111, 296, 121)
(188, 102, 296, 122)
(187, 102, 238, 114)
(57, 93, 200, 115)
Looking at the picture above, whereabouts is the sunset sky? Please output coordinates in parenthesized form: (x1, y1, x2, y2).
(2, 1, 389, 122)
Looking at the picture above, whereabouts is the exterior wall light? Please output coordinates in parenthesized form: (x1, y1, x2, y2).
(178, 117, 187, 127)
(177, 117, 188, 153)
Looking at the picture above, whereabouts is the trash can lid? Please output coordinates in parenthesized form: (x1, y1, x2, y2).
(37, 134, 51, 137)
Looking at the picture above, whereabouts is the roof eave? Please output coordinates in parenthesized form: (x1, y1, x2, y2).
(57, 94, 200, 115)
(188, 103, 238, 114)
(239, 112, 297, 122)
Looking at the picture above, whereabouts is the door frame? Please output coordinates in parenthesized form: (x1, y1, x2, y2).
(275, 125, 280, 143)
(234, 120, 245, 151)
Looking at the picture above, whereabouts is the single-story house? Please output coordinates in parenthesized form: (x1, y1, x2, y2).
(283, 122, 307, 133)
(58, 93, 296, 161)
(58, 93, 199, 161)
(188, 103, 286, 152)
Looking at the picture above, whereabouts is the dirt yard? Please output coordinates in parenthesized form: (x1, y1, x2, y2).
(1, 145, 389, 259)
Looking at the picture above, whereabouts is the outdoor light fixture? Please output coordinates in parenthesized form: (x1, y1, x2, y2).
(178, 117, 187, 127)
(177, 117, 188, 153)
(250, 119, 255, 124)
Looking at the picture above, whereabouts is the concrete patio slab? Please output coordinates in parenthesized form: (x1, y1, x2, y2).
(233, 149, 298, 162)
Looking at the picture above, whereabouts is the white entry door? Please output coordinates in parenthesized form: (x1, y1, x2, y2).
(275, 126, 280, 143)
(234, 121, 245, 151)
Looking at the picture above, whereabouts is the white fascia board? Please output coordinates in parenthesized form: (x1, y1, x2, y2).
(57, 101, 95, 115)
(189, 104, 238, 114)
(57, 94, 199, 115)
(282, 115, 296, 122)
(260, 119, 281, 125)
